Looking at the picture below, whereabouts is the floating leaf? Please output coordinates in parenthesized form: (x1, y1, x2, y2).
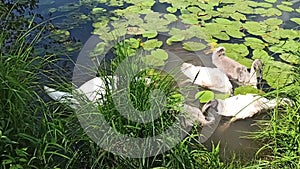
(257, 2, 273, 8)
(167, 7, 177, 13)
(164, 14, 177, 22)
(277, 4, 294, 12)
(50, 30, 70, 42)
(213, 32, 230, 40)
(264, 18, 283, 26)
(290, 18, 300, 25)
(231, 12, 247, 21)
(234, 86, 265, 95)
(226, 28, 245, 38)
(262, 8, 282, 17)
(195, 91, 215, 103)
(151, 49, 168, 60)
(244, 37, 265, 50)
(166, 34, 185, 45)
(142, 30, 158, 38)
(179, 13, 199, 24)
(279, 53, 300, 64)
(282, 1, 293, 6)
(142, 55, 165, 66)
(263, 60, 294, 88)
(243, 21, 266, 36)
(143, 39, 163, 50)
(297, 8, 300, 13)
(264, 0, 276, 3)
(252, 49, 274, 62)
(182, 42, 206, 51)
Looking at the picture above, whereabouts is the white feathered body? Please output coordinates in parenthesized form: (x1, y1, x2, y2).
(216, 94, 274, 119)
(181, 63, 233, 94)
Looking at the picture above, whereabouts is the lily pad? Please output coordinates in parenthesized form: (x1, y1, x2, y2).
(244, 37, 265, 50)
(167, 34, 185, 45)
(195, 90, 215, 103)
(290, 18, 300, 25)
(182, 42, 206, 52)
(150, 49, 168, 60)
(142, 55, 165, 66)
(50, 30, 70, 42)
(213, 32, 230, 41)
(231, 12, 247, 21)
(142, 30, 158, 38)
(263, 8, 282, 17)
(264, 18, 283, 26)
(179, 13, 199, 24)
(167, 7, 177, 13)
(143, 39, 163, 50)
(263, 60, 294, 88)
(279, 53, 300, 64)
(252, 49, 274, 62)
(277, 4, 294, 12)
(264, 0, 276, 3)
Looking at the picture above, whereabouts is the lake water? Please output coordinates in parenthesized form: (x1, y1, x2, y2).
(34, 0, 300, 162)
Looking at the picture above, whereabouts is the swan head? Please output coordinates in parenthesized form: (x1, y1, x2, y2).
(202, 100, 219, 114)
(252, 59, 264, 79)
(212, 47, 225, 59)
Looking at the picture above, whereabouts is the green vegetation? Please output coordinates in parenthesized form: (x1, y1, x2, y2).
(1, 0, 300, 168)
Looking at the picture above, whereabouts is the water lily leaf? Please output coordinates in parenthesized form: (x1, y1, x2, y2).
(277, 4, 294, 12)
(290, 18, 300, 25)
(213, 32, 230, 41)
(231, 12, 247, 21)
(235, 4, 254, 14)
(151, 49, 168, 60)
(264, 18, 283, 26)
(257, 2, 273, 8)
(187, 6, 202, 13)
(182, 42, 206, 51)
(166, 34, 185, 45)
(143, 30, 158, 38)
(278, 29, 299, 39)
(127, 27, 145, 35)
(262, 34, 280, 44)
(215, 18, 232, 25)
(262, 8, 282, 17)
(167, 7, 177, 13)
(164, 14, 177, 22)
(264, 0, 276, 3)
(217, 5, 236, 14)
(296, 8, 300, 13)
(226, 29, 245, 38)
(142, 55, 165, 66)
(263, 60, 294, 88)
(90, 42, 106, 57)
(244, 37, 265, 50)
(279, 53, 300, 64)
(252, 49, 274, 62)
(180, 13, 199, 24)
(234, 86, 265, 95)
(243, 21, 266, 36)
(282, 1, 293, 6)
(143, 39, 163, 50)
(195, 91, 214, 103)
(50, 30, 70, 42)
(92, 7, 106, 14)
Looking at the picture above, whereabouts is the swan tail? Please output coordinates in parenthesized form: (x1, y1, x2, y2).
(44, 86, 79, 109)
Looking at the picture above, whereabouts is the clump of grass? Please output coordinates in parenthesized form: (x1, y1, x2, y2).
(246, 62, 300, 168)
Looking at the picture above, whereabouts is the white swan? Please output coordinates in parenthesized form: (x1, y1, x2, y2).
(181, 62, 233, 94)
(44, 76, 118, 109)
(201, 94, 292, 123)
(212, 47, 263, 87)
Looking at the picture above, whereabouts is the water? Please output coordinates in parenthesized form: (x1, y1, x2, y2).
(33, 0, 299, 162)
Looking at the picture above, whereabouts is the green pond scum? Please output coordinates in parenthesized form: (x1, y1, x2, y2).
(1, 0, 300, 168)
